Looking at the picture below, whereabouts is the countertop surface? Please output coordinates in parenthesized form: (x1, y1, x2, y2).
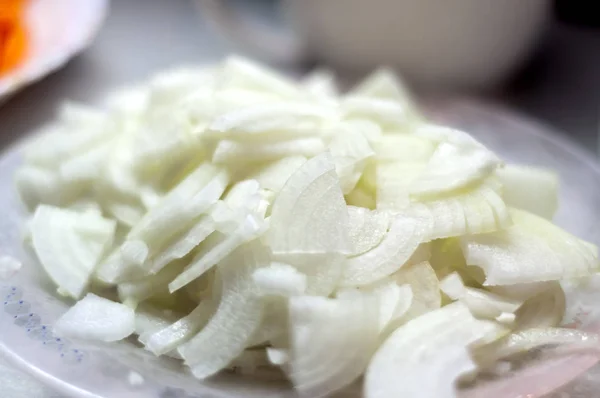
(0, 0, 598, 396)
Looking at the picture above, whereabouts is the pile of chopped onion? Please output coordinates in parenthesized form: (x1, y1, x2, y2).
(17, 56, 600, 398)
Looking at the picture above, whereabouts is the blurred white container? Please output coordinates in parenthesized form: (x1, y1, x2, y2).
(198, 0, 551, 90)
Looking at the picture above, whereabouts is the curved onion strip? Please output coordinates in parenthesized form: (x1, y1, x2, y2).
(328, 128, 374, 194)
(267, 152, 351, 254)
(212, 138, 325, 164)
(31, 205, 116, 299)
(514, 282, 565, 330)
(372, 135, 435, 163)
(497, 164, 558, 220)
(341, 213, 429, 287)
(376, 162, 425, 210)
(368, 282, 413, 333)
(145, 216, 215, 272)
(250, 156, 307, 195)
(144, 299, 216, 356)
(342, 96, 408, 129)
(169, 214, 266, 292)
(288, 293, 380, 398)
(207, 102, 336, 140)
(347, 206, 390, 256)
(273, 253, 345, 296)
(252, 263, 307, 296)
(462, 209, 599, 285)
(409, 143, 500, 201)
(178, 239, 269, 379)
(117, 261, 187, 306)
(440, 273, 522, 321)
(394, 261, 441, 322)
(135, 305, 180, 340)
(128, 164, 228, 254)
(365, 302, 506, 398)
(247, 297, 288, 348)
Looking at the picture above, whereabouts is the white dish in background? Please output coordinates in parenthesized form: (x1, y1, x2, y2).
(0, 99, 599, 397)
(0, 0, 109, 103)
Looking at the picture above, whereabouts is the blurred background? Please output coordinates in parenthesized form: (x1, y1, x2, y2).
(0, 0, 598, 153)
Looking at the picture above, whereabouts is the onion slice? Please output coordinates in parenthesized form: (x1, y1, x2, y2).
(178, 239, 269, 379)
(267, 152, 352, 254)
(462, 208, 599, 285)
(288, 293, 380, 397)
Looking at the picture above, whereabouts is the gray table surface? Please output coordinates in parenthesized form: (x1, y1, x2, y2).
(0, 0, 598, 396)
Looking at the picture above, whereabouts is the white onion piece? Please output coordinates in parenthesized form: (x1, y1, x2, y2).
(394, 261, 441, 321)
(365, 302, 505, 398)
(497, 164, 558, 220)
(134, 305, 180, 339)
(31, 206, 116, 299)
(59, 142, 113, 183)
(342, 96, 408, 129)
(247, 297, 288, 347)
(266, 347, 290, 366)
(462, 209, 599, 285)
(178, 239, 269, 379)
(440, 273, 522, 321)
(346, 206, 390, 256)
(118, 261, 186, 306)
(415, 124, 488, 151)
(328, 128, 374, 194)
(268, 153, 351, 254)
(212, 138, 325, 165)
(145, 216, 215, 272)
(350, 68, 414, 105)
(273, 253, 345, 296)
(341, 213, 429, 287)
(252, 263, 307, 296)
(54, 294, 134, 342)
(288, 293, 380, 398)
(120, 240, 149, 266)
(15, 166, 83, 209)
(95, 249, 147, 285)
(514, 283, 565, 330)
(302, 69, 337, 100)
(207, 102, 336, 140)
(367, 281, 413, 333)
(376, 162, 425, 210)
(144, 299, 215, 356)
(409, 142, 500, 200)
(128, 164, 228, 253)
(169, 214, 266, 292)
(371, 135, 435, 163)
(250, 156, 307, 194)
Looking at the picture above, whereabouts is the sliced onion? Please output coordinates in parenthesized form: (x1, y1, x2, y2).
(394, 261, 441, 321)
(342, 95, 409, 130)
(212, 138, 325, 165)
(178, 239, 269, 379)
(371, 135, 435, 163)
(328, 128, 374, 194)
(345, 184, 376, 210)
(346, 206, 390, 256)
(514, 282, 565, 330)
(252, 263, 307, 296)
(250, 156, 307, 194)
(462, 209, 599, 285)
(273, 253, 345, 296)
(365, 302, 506, 398)
(376, 162, 425, 210)
(288, 293, 380, 397)
(31, 205, 116, 299)
(409, 142, 500, 201)
(127, 163, 228, 254)
(54, 293, 135, 342)
(144, 298, 216, 356)
(118, 261, 187, 306)
(341, 212, 429, 287)
(497, 164, 559, 220)
(440, 273, 522, 321)
(267, 152, 351, 254)
(168, 213, 266, 292)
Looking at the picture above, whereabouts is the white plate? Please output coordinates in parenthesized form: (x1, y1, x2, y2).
(0, 98, 599, 397)
(0, 0, 109, 103)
